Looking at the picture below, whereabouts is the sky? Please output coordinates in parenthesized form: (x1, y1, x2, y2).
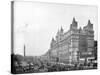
(13, 1, 98, 56)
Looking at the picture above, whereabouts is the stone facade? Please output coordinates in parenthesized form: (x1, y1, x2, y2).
(46, 18, 94, 64)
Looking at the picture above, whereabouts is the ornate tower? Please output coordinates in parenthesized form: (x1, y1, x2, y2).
(86, 20, 94, 60)
(79, 20, 94, 62)
(70, 17, 79, 63)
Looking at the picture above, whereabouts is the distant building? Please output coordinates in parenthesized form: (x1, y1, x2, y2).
(46, 17, 94, 64)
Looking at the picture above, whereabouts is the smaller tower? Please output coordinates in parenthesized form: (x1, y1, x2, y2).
(50, 37, 56, 48)
(87, 20, 93, 30)
(56, 30, 60, 42)
(59, 26, 64, 38)
(60, 26, 63, 33)
(70, 17, 78, 30)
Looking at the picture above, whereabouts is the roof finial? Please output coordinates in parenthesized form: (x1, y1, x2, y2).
(60, 26, 63, 32)
(88, 19, 91, 25)
(72, 17, 76, 23)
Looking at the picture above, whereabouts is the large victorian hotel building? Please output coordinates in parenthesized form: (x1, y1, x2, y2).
(46, 18, 94, 64)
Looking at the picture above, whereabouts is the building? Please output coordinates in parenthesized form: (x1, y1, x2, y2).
(46, 17, 94, 64)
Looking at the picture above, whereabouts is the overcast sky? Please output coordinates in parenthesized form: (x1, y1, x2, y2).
(13, 1, 98, 56)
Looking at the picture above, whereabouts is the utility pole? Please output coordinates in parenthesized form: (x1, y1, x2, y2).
(24, 44, 26, 57)
(11, 1, 15, 74)
(11, 1, 14, 55)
